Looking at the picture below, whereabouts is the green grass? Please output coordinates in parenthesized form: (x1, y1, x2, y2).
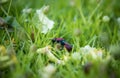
(0, 0, 120, 78)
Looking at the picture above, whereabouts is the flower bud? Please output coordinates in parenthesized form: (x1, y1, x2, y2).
(117, 17, 120, 24)
(71, 52, 81, 60)
(36, 46, 51, 54)
(42, 64, 56, 78)
(102, 15, 110, 22)
(42, 5, 50, 14)
(22, 8, 32, 14)
(37, 46, 62, 64)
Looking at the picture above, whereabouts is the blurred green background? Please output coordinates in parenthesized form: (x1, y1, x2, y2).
(0, 0, 120, 78)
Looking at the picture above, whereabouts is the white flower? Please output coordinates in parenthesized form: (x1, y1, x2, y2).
(36, 46, 51, 54)
(43, 64, 56, 74)
(22, 8, 32, 14)
(63, 55, 69, 61)
(42, 5, 50, 14)
(96, 50, 103, 58)
(69, 0, 75, 7)
(117, 17, 120, 24)
(71, 52, 81, 60)
(80, 45, 103, 59)
(74, 28, 81, 36)
(102, 15, 110, 22)
(36, 5, 54, 34)
(80, 45, 95, 53)
(42, 64, 56, 78)
(36, 46, 62, 64)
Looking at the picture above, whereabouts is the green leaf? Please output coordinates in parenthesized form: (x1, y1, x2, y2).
(4, 16, 21, 28)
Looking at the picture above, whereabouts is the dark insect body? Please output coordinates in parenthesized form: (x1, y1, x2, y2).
(52, 38, 72, 52)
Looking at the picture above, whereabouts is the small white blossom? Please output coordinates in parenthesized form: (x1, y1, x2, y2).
(42, 5, 50, 14)
(36, 46, 51, 54)
(36, 5, 54, 34)
(74, 28, 81, 36)
(117, 17, 120, 24)
(80, 45, 103, 59)
(42, 64, 56, 78)
(24, 19, 29, 23)
(22, 8, 32, 14)
(71, 52, 81, 60)
(36, 46, 62, 64)
(22, 8, 32, 23)
(69, 0, 75, 7)
(96, 50, 103, 57)
(63, 55, 69, 62)
(102, 15, 110, 22)
(80, 45, 95, 53)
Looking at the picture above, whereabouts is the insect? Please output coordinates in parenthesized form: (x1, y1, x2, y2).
(51, 38, 72, 52)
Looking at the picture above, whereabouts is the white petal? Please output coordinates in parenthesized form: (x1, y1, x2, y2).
(102, 15, 110, 22)
(71, 52, 81, 60)
(117, 17, 120, 24)
(44, 64, 56, 74)
(41, 25, 49, 34)
(42, 64, 56, 78)
(36, 6, 54, 34)
(22, 8, 32, 14)
(80, 45, 103, 59)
